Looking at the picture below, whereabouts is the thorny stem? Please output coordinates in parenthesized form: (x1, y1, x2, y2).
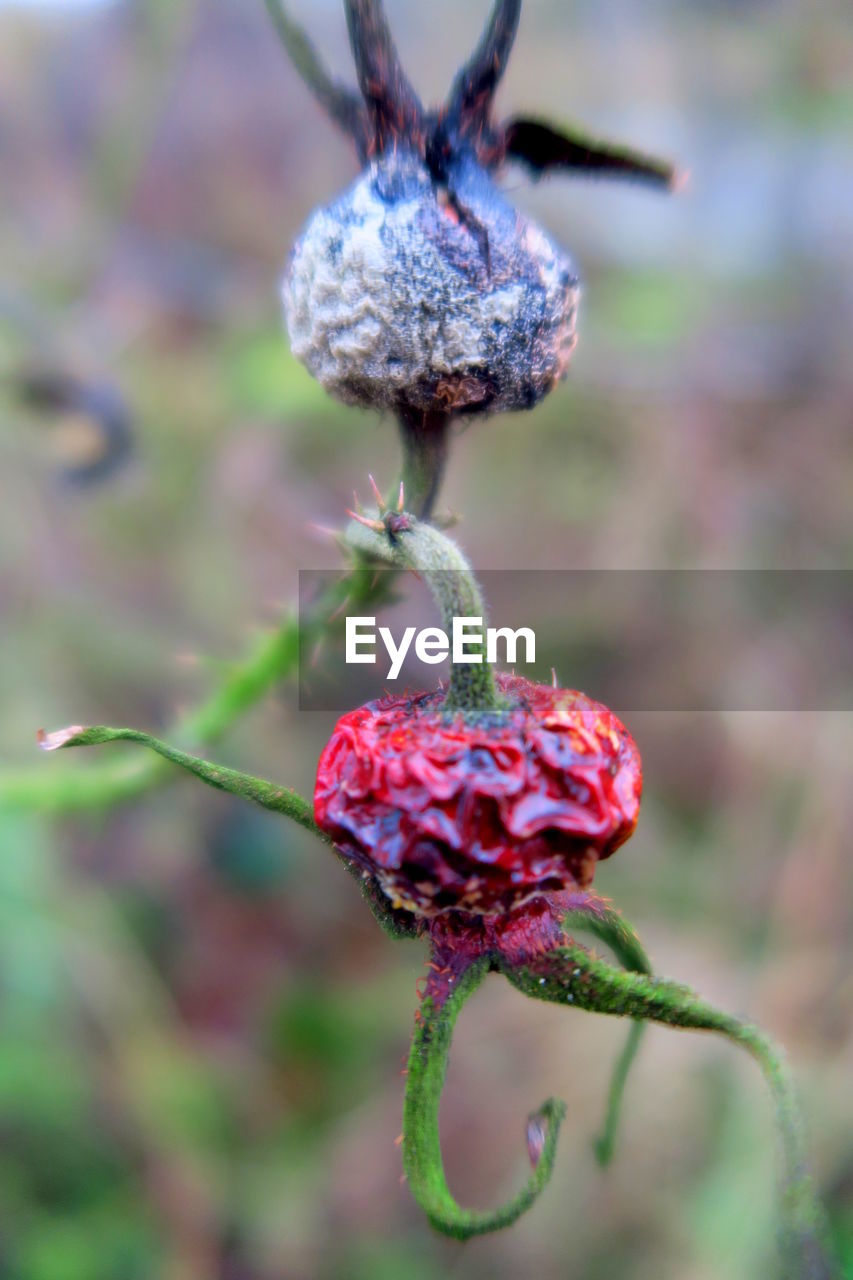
(502, 943, 836, 1280)
(403, 955, 567, 1239)
(397, 408, 451, 522)
(346, 506, 499, 714)
(0, 624, 296, 813)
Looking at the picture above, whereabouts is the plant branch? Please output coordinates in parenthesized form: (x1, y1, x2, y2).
(344, 0, 423, 150)
(562, 899, 652, 1165)
(37, 724, 318, 830)
(502, 942, 836, 1279)
(403, 955, 566, 1238)
(36, 722, 422, 941)
(0, 618, 299, 814)
(345, 504, 499, 714)
(0, 563, 391, 816)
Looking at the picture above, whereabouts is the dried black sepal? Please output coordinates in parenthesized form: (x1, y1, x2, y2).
(344, 0, 423, 153)
(265, 0, 678, 188)
(264, 0, 369, 152)
(503, 117, 679, 190)
(446, 0, 521, 134)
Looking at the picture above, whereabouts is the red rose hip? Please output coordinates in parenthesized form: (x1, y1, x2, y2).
(314, 673, 642, 916)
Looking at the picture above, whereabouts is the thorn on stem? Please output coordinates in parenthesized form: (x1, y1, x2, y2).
(310, 638, 325, 670)
(347, 509, 386, 533)
(368, 472, 387, 513)
(308, 521, 343, 542)
(327, 594, 352, 624)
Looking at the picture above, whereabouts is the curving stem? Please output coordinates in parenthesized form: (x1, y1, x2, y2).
(403, 954, 566, 1238)
(38, 725, 317, 828)
(38, 725, 421, 940)
(402, 895, 655, 1240)
(345, 494, 499, 714)
(500, 941, 837, 1279)
(561, 898, 652, 1165)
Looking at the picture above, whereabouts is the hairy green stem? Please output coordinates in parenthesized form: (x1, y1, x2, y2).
(502, 943, 835, 1279)
(563, 902, 651, 975)
(563, 902, 651, 1165)
(0, 621, 297, 813)
(403, 957, 566, 1238)
(37, 724, 421, 941)
(346, 511, 498, 714)
(39, 725, 318, 829)
(402, 903, 652, 1240)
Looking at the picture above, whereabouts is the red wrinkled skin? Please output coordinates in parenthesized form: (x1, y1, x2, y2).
(314, 674, 642, 916)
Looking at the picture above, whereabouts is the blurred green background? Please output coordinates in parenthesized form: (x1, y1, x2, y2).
(1, 1, 852, 1277)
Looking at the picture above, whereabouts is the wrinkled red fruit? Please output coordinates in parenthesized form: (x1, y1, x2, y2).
(314, 674, 642, 916)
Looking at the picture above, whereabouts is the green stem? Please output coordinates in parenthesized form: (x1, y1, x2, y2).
(593, 1019, 645, 1167)
(39, 725, 317, 830)
(0, 563, 394, 816)
(0, 620, 297, 814)
(37, 724, 422, 942)
(346, 511, 498, 714)
(562, 901, 651, 1165)
(403, 957, 566, 1239)
(502, 943, 836, 1279)
(397, 408, 451, 521)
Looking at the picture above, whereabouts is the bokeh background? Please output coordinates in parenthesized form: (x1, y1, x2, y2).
(1, 1, 852, 1277)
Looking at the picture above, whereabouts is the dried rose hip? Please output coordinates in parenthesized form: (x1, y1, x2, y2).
(274, 1, 677, 420)
(285, 151, 579, 418)
(314, 673, 642, 915)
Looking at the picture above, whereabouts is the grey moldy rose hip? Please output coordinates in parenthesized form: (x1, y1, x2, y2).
(274, 0, 677, 419)
(285, 150, 578, 415)
(313, 673, 642, 915)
